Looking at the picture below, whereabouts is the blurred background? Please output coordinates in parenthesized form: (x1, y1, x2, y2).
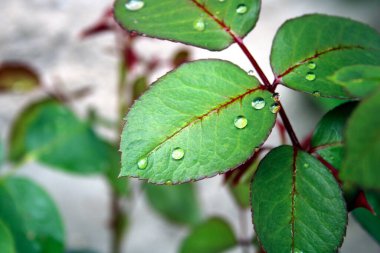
(0, 0, 380, 252)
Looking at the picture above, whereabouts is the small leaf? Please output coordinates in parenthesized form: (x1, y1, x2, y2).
(251, 146, 347, 253)
(353, 191, 380, 244)
(0, 62, 39, 93)
(132, 76, 148, 100)
(144, 183, 201, 225)
(180, 217, 237, 253)
(328, 65, 380, 98)
(120, 60, 276, 183)
(271, 14, 380, 98)
(0, 177, 64, 253)
(341, 88, 380, 189)
(9, 99, 114, 174)
(0, 220, 16, 253)
(311, 102, 357, 168)
(114, 0, 261, 51)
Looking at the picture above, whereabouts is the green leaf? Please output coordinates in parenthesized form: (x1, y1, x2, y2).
(311, 102, 357, 168)
(0, 62, 39, 93)
(9, 99, 113, 174)
(0, 220, 15, 253)
(328, 65, 380, 98)
(144, 183, 201, 225)
(251, 146, 347, 253)
(0, 176, 64, 253)
(341, 88, 380, 189)
(353, 191, 380, 244)
(120, 60, 276, 183)
(180, 217, 237, 253)
(132, 76, 148, 100)
(114, 0, 260, 51)
(271, 14, 380, 98)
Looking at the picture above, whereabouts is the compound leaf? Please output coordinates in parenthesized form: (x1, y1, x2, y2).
(180, 217, 237, 253)
(114, 0, 261, 51)
(0, 177, 64, 253)
(271, 14, 380, 98)
(251, 146, 347, 253)
(120, 60, 277, 184)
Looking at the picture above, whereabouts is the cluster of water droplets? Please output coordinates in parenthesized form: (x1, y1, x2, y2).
(304, 61, 321, 96)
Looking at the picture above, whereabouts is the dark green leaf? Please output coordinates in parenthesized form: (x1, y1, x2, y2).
(341, 88, 380, 189)
(144, 183, 201, 225)
(271, 14, 380, 98)
(311, 102, 357, 168)
(353, 191, 380, 244)
(120, 60, 276, 183)
(0, 176, 64, 253)
(251, 146, 347, 253)
(0, 220, 15, 253)
(132, 76, 148, 100)
(114, 0, 260, 51)
(180, 217, 237, 253)
(9, 99, 113, 174)
(329, 65, 380, 97)
(0, 62, 39, 93)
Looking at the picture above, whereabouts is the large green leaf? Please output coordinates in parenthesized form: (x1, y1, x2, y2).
(144, 183, 201, 225)
(271, 14, 380, 98)
(9, 99, 113, 174)
(353, 191, 380, 244)
(251, 146, 347, 253)
(120, 60, 277, 183)
(311, 102, 357, 168)
(0, 220, 15, 253)
(180, 217, 237, 253)
(0, 177, 64, 253)
(114, 0, 260, 51)
(341, 88, 380, 189)
(328, 65, 380, 97)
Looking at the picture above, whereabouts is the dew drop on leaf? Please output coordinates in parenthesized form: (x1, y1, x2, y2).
(303, 163, 309, 168)
(312, 91, 321, 97)
(294, 249, 304, 253)
(252, 97, 266, 110)
(125, 0, 145, 11)
(165, 180, 173, 185)
(137, 157, 148, 170)
(308, 61, 317, 70)
(272, 92, 280, 102)
(172, 148, 185, 160)
(305, 72, 316, 81)
(236, 4, 248, 14)
(270, 103, 281, 114)
(234, 116, 248, 129)
(218, 0, 226, 2)
(193, 18, 205, 32)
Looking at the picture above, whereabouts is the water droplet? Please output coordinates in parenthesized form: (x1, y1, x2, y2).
(137, 157, 148, 170)
(308, 61, 316, 70)
(303, 163, 309, 168)
(172, 148, 185, 160)
(312, 91, 321, 97)
(252, 97, 266, 110)
(125, 0, 144, 11)
(272, 92, 280, 102)
(234, 116, 248, 129)
(270, 103, 281, 113)
(236, 4, 248, 14)
(248, 70, 254, 75)
(218, 0, 226, 2)
(193, 18, 205, 31)
(305, 72, 316, 81)
(294, 249, 304, 253)
(165, 180, 173, 185)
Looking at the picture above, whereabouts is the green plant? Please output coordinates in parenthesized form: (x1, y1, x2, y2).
(114, 0, 380, 252)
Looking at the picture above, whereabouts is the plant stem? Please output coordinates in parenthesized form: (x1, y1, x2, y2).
(278, 103, 301, 148)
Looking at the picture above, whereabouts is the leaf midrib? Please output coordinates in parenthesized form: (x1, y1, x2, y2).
(290, 148, 298, 252)
(145, 86, 263, 157)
